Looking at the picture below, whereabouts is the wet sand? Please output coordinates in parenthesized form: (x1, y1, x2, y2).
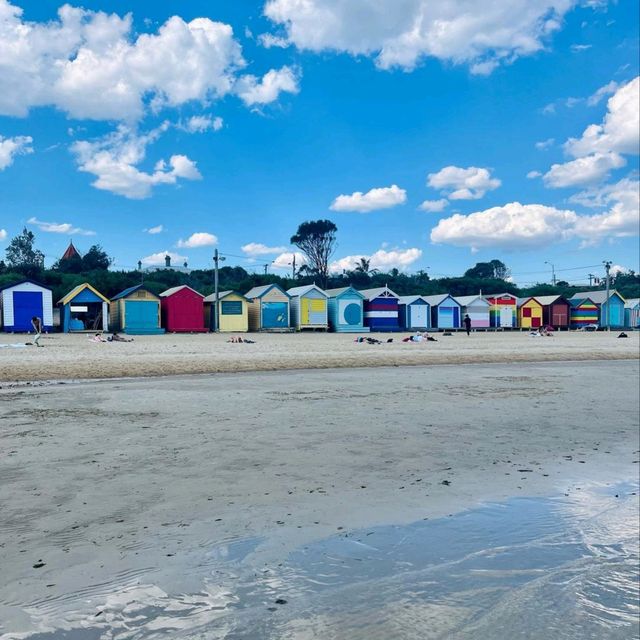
(0, 330, 638, 382)
(0, 359, 638, 638)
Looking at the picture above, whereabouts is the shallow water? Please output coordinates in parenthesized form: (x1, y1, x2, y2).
(4, 481, 639, 640)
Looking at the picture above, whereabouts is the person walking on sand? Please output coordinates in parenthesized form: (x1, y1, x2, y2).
(463, 314, 472, 336)
(31, 316, 43, 347)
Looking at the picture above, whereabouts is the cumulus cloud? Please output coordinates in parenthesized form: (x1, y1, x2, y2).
(330, 247, 422, 273)
(264, 0, 578, 73)
(427, 166, 501, 200)
(540, 78, 639, 189)
(430, 185, 640, 250)
(565, 76, 639, 158)
(0, 228, 7, 240)
(141, 251, 186, 266)
(145, 224, 164, 234)
(71, 124, 201, 199)
(241, 242, 288, 256)
(271, 251, 305, 270)
(543, 152, 626, 188)
(0, 2, 248, 121)
(527, 170, 542, 179)
(27, 216, 95, 236)
(180, 115, 223, 133)
(0, 134, 33, 170)
(418, 198, 448, 212)
(176, 232, 218, 248)
(258, 33, 290, 48)
(330, 184, 407, 212)
(235, 66, 299, 106)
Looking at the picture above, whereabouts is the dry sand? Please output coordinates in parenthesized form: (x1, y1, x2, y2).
(0, 360, 638, 637)
(0, 330, 638, 382)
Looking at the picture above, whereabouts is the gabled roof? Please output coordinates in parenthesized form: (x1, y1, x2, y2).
(397, 295, 429, 305)
(359, 286, 399, 301)
(569, 289, 626, 304)
(484, 292, 518, 301)
(203, 290, 247, 303)
(58, 282, 109, 305)
(569, 297, 597, 307)
(517, 297, 543, 307)
(624, 297, 640, 309)
(455, 294, 490, 307)
(422, 293, 458, 306)
(534, 295, 569, 306)
(286, 284, 328, 298)
(0, 278, 52, 292)
(159, 285, 203, 298)
(245, 283, 290, 299)
(112, 284, 158, 300)
(324, 286, 365, 299)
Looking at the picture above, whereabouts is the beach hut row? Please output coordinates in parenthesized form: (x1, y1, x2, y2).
(0, 279, 634, 333)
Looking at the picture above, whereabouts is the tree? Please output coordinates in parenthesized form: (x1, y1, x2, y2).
(464, 259, 510, 280)
(5, 228, 45, 272)
(82, 245, 112, 271)
(354, 257, 378, 276)
(290, 219, 337, 287)
(489, 259, 510, 280)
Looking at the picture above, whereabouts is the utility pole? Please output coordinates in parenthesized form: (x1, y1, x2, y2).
(603, 260, 611, 331)
(213, 249, 225, 332)
(587, 273, 595, 286)
(544, 261, 556, 286)
(292, 254, 296, 280)
(263, 263, 269, 275)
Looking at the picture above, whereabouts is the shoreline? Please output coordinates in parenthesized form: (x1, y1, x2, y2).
(1, 360, 638, 637)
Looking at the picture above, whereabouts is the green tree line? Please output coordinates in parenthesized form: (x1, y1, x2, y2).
(2, 227, 638, 303)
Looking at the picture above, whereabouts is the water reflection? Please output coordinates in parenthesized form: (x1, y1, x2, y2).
(4, 481, 638, 640)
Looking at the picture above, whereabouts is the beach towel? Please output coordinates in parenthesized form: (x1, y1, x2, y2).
(0, 343, 28, 348)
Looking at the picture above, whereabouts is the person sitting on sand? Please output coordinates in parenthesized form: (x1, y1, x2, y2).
(31, 316, 43, 347)
(109, 332, 133, 342)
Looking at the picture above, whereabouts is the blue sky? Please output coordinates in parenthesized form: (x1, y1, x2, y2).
(0, 0, 638, 286)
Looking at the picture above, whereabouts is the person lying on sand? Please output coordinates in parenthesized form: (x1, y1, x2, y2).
(227, 336, 255, 343)
(108, 332, 134, 342)
(89, 333, 107, 342)
(403, 331, 437, 343)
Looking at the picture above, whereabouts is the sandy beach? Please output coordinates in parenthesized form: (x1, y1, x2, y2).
(0, 359, 638, 638)
(0, 330, 638, 382)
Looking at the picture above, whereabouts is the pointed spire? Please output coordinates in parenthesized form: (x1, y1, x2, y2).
(61, 240, 81, 261)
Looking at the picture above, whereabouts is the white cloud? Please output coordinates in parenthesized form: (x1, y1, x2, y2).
(418, 198, 448, 212)
(241, 242, 288, 256)
(258, 33, 290, 48)
(430, 185, 640, 250)
(264, 0, 578, 73)
(570, 43, 592, 52)
(0, 134, 33, 170)
(235, 66, 299, 106)
(587, 80, 619, 106)
(181, 115, 224, 133)
(71, 124, 201, 199)
(0, 2, 247, 121)
(146, 224, 164, 234)
(176, 232, 218, 248)
(330, 247, 422, 273)
(527, 170, 542, 179)
(27, 216, 95, 236)
(0, 228, 7, 240)
(272, 251, 305, 270)
(330, 184, 407, 212)
(141, 251, 186, 266)
(609, 264, 628, 276)
(427, 166, 500, 200)
(565, 76, 639, 158)
(543, 152, 626, 188)
(535, 138, 555, 150)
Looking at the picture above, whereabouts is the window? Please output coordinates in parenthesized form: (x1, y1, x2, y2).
(522, 307, 532, 318)
(221, 301, 242, 315)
